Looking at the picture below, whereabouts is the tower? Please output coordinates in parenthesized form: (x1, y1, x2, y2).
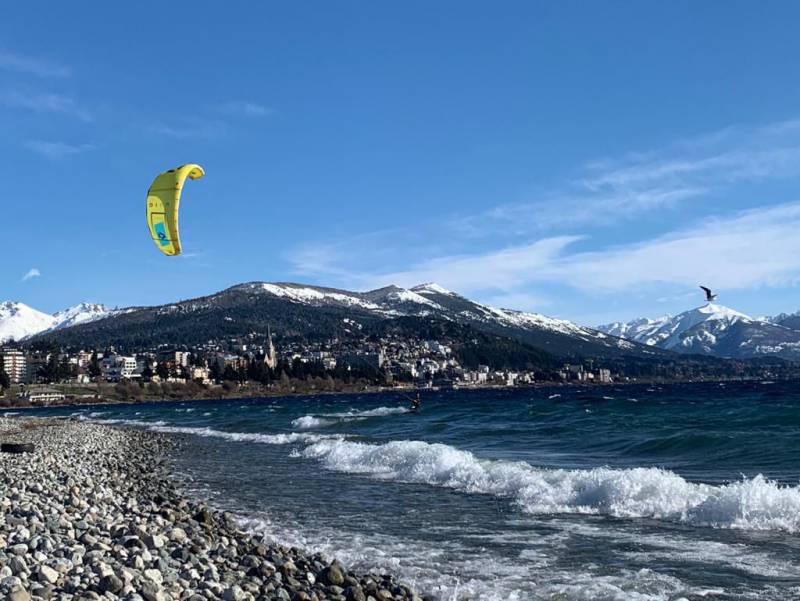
(264, 326, 277, 370)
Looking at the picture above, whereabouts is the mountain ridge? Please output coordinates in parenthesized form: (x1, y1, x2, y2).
(11, 281, 665, 361)
(598, 303, 800, 359)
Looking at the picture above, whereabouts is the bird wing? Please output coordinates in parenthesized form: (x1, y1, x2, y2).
(700, 286, 712, 295)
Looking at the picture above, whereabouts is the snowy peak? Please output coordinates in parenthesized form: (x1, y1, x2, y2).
(0, 301, 57, 342)
(0, 301, 115, 342)
(598, 303, 800, 359)
(52, 303, 113, 330)
(410, 282, 455, 296)
(235, 281, 447, 313)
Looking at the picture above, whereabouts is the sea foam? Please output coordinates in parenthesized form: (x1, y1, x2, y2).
(302, 438, 800, 532)
(293, 406, 409, 429)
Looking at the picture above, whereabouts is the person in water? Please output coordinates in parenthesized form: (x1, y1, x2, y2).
(410, 393, 421, 412)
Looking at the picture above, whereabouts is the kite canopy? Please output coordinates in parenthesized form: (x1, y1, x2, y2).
(146, 164, 205, 256)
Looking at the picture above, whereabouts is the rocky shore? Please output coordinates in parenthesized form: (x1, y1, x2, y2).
(0, 418, 427, 601)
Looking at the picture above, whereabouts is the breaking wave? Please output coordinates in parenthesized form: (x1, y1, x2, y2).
(293, 406, 410, 429)
(150, 424, 341, 445)
(302, 438, 800, 532)
(291, 416, 336, 429)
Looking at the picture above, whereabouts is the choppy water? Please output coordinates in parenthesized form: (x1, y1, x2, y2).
(24, 381, 800, 600)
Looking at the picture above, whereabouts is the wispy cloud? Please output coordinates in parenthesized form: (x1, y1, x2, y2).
(149, 120, 226, 139)
(345, 201, 800, 301)
(551, 202, 800, 293)
(21, 268, 41, 282)
(219, 101, 272, 117)
(0, 51, 70, 78)
(0, 90, 92, 121)
(455, 118, 800, 236)
(24, 140, 94, 159)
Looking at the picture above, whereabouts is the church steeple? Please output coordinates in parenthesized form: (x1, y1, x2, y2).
(264, 325, 277, 369)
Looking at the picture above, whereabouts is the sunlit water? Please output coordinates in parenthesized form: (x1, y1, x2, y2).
(22, 381, 800, 600)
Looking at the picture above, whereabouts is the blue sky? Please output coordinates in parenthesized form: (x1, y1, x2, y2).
(4, 1, 800, 325)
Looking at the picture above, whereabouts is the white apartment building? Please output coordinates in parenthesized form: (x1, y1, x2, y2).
(1, 348, 27, 384)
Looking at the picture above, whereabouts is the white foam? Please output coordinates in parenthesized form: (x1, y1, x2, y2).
(302, 439, 800, 532)
(291, 416, 335, 429)
(150, 424, 341, 445)
(293, 406, 409, 429)
(321, 406, 409, 418)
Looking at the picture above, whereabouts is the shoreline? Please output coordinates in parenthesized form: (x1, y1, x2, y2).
(3, 375, 784, 412)
(0, 417, 427, 601)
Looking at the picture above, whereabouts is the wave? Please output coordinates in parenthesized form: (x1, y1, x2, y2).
(149, 424, 341, 445)
(293, 406, 410, 429)
(302, 438, 800, 532)
(292, 416, 336, 429)
(322, 406, 409, 418)
(90, 417, 169, 427)
(85, 415, 342, 445)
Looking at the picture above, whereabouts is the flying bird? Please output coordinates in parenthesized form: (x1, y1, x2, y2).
(700, 286, 717, 302)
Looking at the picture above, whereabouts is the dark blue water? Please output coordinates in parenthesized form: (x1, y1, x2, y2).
(19, 381, 800, 600)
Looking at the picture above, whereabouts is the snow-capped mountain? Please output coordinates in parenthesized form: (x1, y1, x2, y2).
(0, 302, 114, 342)
(52, 303, 114, 331)
(31, 281, 659, 360)
(0, 302, 57, 343)
(598, 303, 800, 359)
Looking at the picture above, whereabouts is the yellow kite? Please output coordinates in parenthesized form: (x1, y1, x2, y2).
(146, 164, 205, 256)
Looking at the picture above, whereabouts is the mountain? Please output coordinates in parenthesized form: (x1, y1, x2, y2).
(769, 311, 800, 332)
(52, 303, 114, 330)
(27, 281, 663, 361)
(0, 302, 56, 343)
(0, 302, 114, 343)
(598, 303, 800, 360)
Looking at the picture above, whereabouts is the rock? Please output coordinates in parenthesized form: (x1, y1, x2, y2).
(345, 586, 367, 601)
(194, 508, 214, 526)
(321, 562, 346, 586)
(7, 589, 31, 601)
(143, 569, 163, 585)
(8, 556, 27, 575)
(222, 585, 244, 601)
(98, 574, 124, 594)
(144, 534, 165, 549)
(37, 565, 59, 585)
(140, 580, 165, 601)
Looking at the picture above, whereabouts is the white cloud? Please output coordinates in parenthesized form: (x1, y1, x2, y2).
(24, 140, 94, 159)
(0, 51, 70, 78)
(21, 268, 41, 282)
(455, 117, 800, 236)
(0, 90, 92, 121)
(366, 201, 800, 296)
(362, 236, 581, 293)
(149, 120, 226, 139)
(219, 101, 272, 117)
(552, 202, 800, 293)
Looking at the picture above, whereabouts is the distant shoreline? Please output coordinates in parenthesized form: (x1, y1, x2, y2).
(2, 375, 787, 413)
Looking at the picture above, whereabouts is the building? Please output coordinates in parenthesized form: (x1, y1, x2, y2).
(597, 368, 612, 383)
(102, 355, 138, 381)
(264, 326, 277, 369)
(25, 388, 66, 405)
(1, 348, 27, 384)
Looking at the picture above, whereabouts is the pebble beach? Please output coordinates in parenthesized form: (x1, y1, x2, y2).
(0, 418, 427, 601)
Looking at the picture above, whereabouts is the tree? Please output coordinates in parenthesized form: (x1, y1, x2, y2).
(156, 362, 169, 380)
(0, 369, 9, 390)
(88, 352, 102, 378)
